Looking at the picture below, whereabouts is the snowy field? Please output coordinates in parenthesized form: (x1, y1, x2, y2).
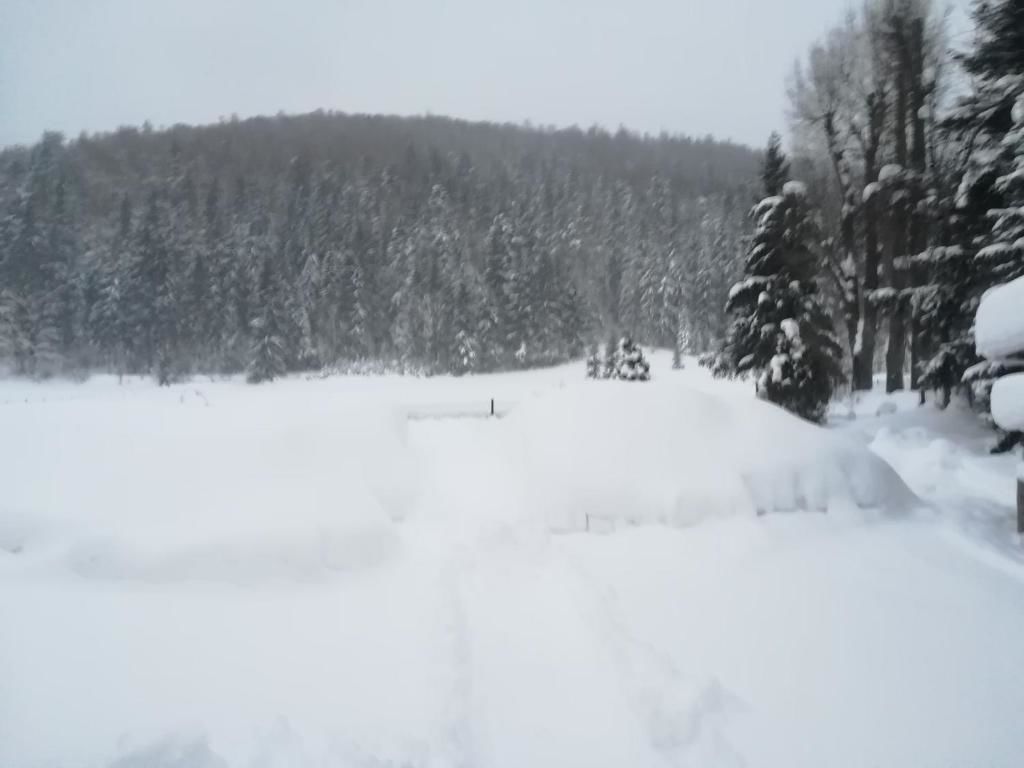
(2, 353, 1024, 768)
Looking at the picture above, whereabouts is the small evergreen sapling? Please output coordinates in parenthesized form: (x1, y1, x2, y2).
(616, 337, 651, 381)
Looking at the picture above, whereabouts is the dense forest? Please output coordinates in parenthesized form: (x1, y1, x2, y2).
(704, 0, 1024, 437)
(1, 0, 1021, 446)
(0, 112, 757, 381)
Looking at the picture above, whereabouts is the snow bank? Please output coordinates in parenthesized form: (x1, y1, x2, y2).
(0, 393, 414, 582)
(5, 363, 1024, 768)
(991, 373, 1024, 431)
(510, 383, 916, 531)
(976, 275, 1024, 359)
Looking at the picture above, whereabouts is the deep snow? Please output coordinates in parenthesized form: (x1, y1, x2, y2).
(2, 355, 1023, 768)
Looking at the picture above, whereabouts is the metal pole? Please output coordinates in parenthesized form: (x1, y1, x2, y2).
(490, 398, 495, 417)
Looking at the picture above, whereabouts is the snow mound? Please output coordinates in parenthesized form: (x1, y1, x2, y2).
(510, 383, 917, 531)
(976, 275, 1024, 359)
(1, 398, 413, 583)
(991, 373, 1024, 431)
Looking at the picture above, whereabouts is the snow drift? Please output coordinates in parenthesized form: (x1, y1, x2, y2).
(0, 393, 415, 582)
(991, 372, 1024, 431)
(510, 382, 917, 531)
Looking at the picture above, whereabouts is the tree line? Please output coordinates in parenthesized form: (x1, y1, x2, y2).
(708, 0, 1024, 438)
(0, 113, 756, 382)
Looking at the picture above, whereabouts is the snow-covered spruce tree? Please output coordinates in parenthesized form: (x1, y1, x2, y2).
(449, 282, 481, 376)
(88, 195, 134, 374)
(980, 92, 1024, 295)
(616, 337, 651, 381)
(761, 132, 791, 197)
(949, 0, 1024, 440)
(966, 93, 1024, 450)
(0, 134, 68, 378)
(246, 255, 287, 384)
(915, 148, 988, 408)
(714, 181, 844, 423)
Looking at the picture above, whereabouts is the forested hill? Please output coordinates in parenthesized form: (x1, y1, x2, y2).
(0, 111, 759, 381)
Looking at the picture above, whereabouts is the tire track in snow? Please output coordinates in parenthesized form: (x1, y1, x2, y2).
(562, 549, 748, 768)
(438, 550, 478, 768)
(412, 417, 668, 768)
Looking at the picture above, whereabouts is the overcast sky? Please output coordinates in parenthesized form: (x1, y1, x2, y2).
(0, 0, 971, 150)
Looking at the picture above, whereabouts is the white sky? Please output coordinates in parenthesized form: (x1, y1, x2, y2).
(0, 0, 972, 150)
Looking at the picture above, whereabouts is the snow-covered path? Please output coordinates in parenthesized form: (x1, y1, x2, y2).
(410, 420, 670, 768)
(405, 408, 1024, 768)
(2, 358, 1024, 767)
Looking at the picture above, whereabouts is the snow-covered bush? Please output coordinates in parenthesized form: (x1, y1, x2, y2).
(615, 337, 651, 381)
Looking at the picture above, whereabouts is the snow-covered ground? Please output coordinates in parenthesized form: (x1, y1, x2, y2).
(2, 354, 1023, 768)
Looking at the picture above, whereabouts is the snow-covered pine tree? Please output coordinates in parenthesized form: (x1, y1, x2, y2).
(980, 92, 1024, 290)
(949, 0, 1024, 441)
(967, 92, 1024, 449)
(0, 134, 65, 377)
(449, 281, 481, 376)
(615, 337, 651, 381)
(482, 213, 513, 367)
(916, 160, 983, 407)
(715, 181, 844, 423)
(88, 194, 133, 373)
(247, 254, 287, 384)
(761, 132, 791, 197)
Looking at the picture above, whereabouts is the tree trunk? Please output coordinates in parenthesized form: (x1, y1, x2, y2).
(854, 92, 885, 391)
(822, 111, 863, 388)
(885, 15, 909, 393)
(908, 16, 929, 391)
(1018, 476, 1024, 536)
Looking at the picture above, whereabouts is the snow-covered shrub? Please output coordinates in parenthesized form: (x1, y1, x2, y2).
(615, 337, 651, 381)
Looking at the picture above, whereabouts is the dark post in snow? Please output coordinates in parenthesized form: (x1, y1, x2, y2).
(490, 398, 495, 417)
(1018, 477, 1023, 535)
